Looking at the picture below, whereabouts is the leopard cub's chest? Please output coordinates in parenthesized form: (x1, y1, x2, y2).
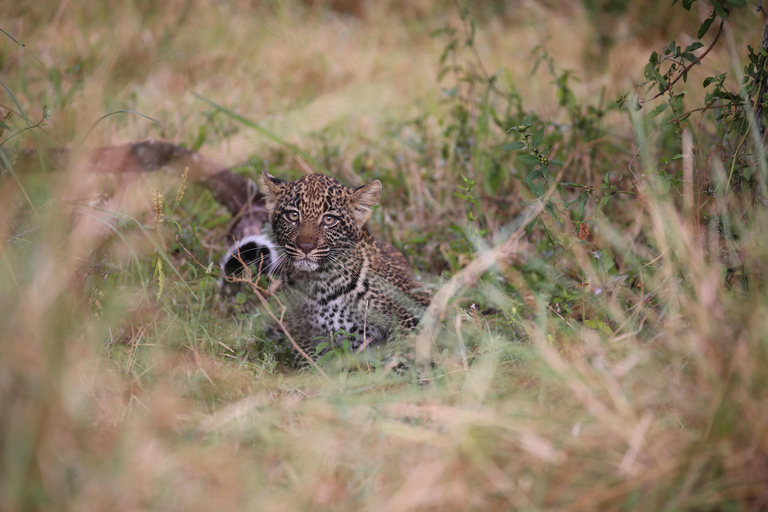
(285, 257, 385, 345)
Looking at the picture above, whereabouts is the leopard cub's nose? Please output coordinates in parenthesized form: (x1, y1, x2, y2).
(296, 234, 318, 254)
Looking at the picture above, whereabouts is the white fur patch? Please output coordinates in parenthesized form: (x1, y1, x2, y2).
(293, 259, 319, 272)
(220, 234, 278, 276)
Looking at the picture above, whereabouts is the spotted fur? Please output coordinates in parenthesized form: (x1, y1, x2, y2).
(260, 171, 431, 363)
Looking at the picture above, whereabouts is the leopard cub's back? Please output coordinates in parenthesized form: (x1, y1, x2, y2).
(259, 171, 430, 362)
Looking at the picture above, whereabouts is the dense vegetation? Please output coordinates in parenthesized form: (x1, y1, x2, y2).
(1, 0, 767, 510)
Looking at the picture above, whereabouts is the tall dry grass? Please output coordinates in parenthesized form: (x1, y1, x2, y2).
(2, 0, 768, 510)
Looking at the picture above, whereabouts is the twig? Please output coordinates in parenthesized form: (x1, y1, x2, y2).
(449, 0, 513, 101)
(639, 19, 725, 105)
(666, 104, 743, 126)
(176, 236, 336, 382)
(224, 258, 333, 380)
(628, 127, 663, 180)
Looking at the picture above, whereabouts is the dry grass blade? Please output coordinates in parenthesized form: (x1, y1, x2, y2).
(2, 1, 768, 511)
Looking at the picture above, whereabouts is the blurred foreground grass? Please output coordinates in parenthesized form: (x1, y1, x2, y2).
(1, 1, 767, 510)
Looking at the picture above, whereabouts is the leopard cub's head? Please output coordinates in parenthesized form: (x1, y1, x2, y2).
(259, 171, 382, 273)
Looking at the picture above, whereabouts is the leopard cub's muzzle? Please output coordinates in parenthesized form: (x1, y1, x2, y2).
(289, 227, 325, 272)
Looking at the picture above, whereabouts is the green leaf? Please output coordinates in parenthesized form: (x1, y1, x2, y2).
(584, 319, 614, 335)
(525, 169, 545, 197)
(685, 42, 704, 52)
(439, 40, 456, 66)
(526, 168, 543, 182)
(522, 114, 533, 127)
(576, 192, 589, 218)
(549, 159, 565, 167)
(544, 201, 561, 222)
(235, 292, 247, 305)
(531, 127, 545, 148)
(698, 16, 714, 39)
(654, 177, 671, 194)
(525, 218, 538, 235)
(670, 93, 684, 111)
(725, 0, 747, 7)
(519, 154, 540, 165)
(712, 1, 728, 20)
(315, 342, 330, 353)
(563, 197, 581, 207)
(501, 141, 526, 150)
(644, 102, 668, 121)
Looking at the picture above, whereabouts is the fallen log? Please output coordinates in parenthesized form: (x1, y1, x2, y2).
(7, 139, 278, 291)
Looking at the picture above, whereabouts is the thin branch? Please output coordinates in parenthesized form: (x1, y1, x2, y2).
(639, 19, 725, 105)
(450, 0, 511, 101)
(628, 127, 663, 179)
(666, 104, 744, 126)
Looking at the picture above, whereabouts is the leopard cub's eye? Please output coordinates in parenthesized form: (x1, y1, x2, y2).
(322, 214, 338, 227)
(284, 211, 299, 222)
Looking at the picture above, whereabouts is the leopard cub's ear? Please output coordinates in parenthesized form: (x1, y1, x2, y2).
(260, 170, 286, 214)
(350, 180, 382, 227)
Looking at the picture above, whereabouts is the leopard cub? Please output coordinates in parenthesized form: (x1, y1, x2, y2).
(260, 170, 430, 363)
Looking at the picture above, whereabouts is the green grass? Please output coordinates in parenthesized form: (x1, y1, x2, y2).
(2, 0, 768, 510)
